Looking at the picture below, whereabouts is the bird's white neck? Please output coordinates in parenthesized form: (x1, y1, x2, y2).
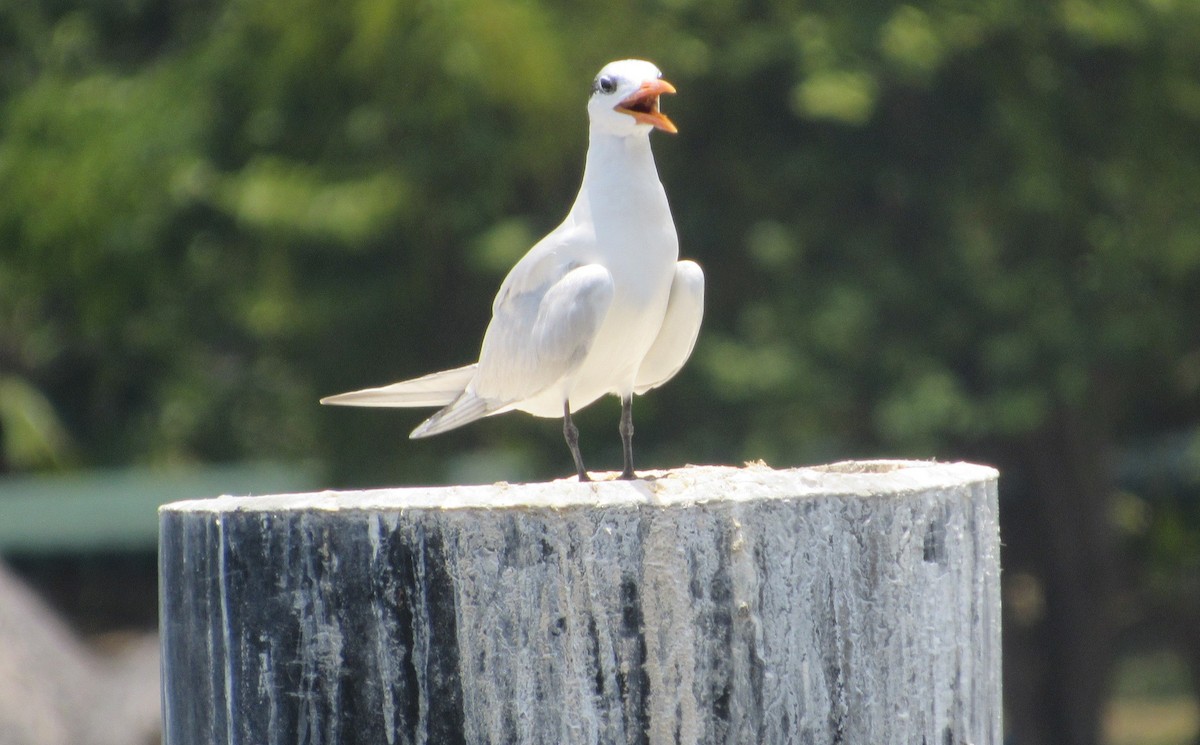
(581, 131, 659, 183)
(572, 131, 669, 226)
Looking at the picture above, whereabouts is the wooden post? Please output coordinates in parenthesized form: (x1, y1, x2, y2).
(159, 460, 1001, 745)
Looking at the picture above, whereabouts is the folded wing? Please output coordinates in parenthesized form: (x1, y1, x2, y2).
(634, 260, 704, 394)
(412, 262, 615, 437)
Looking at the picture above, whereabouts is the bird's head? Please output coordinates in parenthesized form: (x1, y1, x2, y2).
(587, 59, 677, 137)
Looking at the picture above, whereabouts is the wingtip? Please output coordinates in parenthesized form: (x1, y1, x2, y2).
(408, 396, 492, 439)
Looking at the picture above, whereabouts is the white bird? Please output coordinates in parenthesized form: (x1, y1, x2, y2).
(321, 59, 704, 481)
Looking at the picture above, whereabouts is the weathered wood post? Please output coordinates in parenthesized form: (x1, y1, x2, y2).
(159, 460, 1001, 744)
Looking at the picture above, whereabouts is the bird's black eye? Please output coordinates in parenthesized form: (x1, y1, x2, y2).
(594, 75, 617, 94)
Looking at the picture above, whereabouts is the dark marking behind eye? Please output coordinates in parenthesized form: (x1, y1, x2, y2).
(592, 75, 617, 95)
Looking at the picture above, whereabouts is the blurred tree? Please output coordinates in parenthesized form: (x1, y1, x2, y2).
(2, 0, 1199, 742)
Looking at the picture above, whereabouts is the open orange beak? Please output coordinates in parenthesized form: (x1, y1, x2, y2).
(614, 79, 678, 133)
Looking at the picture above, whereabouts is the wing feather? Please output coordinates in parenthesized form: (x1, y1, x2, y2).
(474, 263, 614, 402)
(408, 234, 613, 437)
(321, 364, 477, 407)
(634, 260, 704, 394)
(409, 394, 492, 438)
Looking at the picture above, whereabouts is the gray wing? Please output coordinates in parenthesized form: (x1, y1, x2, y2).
(412, 226, 613, 437)
(474, 261, 614, 402)
(634, 260, 704, 394)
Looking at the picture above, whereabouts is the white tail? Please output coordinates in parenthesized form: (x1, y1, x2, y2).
(320, 364, 477, 408)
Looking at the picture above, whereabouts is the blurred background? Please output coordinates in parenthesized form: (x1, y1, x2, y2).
(1, 0, 1198, 743)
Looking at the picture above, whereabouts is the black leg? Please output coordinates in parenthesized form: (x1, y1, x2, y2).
(563, 401, 590, 482)
(619, 395, 636, 480)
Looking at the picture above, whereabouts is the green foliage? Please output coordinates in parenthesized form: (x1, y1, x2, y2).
(0, 376, 72, 469)
(671, 0, 1200, 464)
(1, 0, 1199, 485)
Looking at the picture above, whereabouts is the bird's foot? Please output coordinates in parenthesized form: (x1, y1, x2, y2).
(618, 468, 638, 481)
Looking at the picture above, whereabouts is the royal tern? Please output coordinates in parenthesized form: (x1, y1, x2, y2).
(322, 59, 704, 481)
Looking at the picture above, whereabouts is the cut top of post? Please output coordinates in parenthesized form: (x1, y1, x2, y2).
(160, 460, 997, 514)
